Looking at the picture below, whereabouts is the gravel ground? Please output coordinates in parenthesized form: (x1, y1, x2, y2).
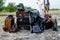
(0, 17, 60, 40)
(0, 25, 60, 40)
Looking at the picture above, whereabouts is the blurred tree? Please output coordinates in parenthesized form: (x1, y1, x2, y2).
(0, 0, 4, 11)
(16, 3, 24, 9)
(17, 3, 24, 7)
(5, 3, 16, 12)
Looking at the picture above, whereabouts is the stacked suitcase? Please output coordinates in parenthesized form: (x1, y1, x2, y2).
(16, 7, 30, 30)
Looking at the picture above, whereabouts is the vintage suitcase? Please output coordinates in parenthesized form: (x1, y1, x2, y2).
(17, 17, 30, 30)
(16, 10, 29, 17)
(16, 9, 30, 30)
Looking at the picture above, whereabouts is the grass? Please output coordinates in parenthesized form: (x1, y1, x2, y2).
(0, 9, 60, 15)
(0, 12, 16, 15)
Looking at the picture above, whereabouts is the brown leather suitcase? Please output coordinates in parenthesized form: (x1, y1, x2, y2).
(16, 11, 29, 17)
(4, 17, 14, 31)
(5, 18, 11, 31)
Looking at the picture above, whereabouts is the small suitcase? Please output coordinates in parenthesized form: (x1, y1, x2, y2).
(31, 24, 44, 33)
(5, 18, 12, 31)
(4, 15, 14, 31)
(16, 9, 29, 17)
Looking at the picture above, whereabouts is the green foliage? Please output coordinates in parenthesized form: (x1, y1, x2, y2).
(0, 2, 33, 12)
(16, 3, 24, 7)
(5, 3, 16, 12)
(25, 7, 32, 10)
(0, 0, 4, 11)
(16, 3, 24, 10)
(50, 9, 60, 10)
